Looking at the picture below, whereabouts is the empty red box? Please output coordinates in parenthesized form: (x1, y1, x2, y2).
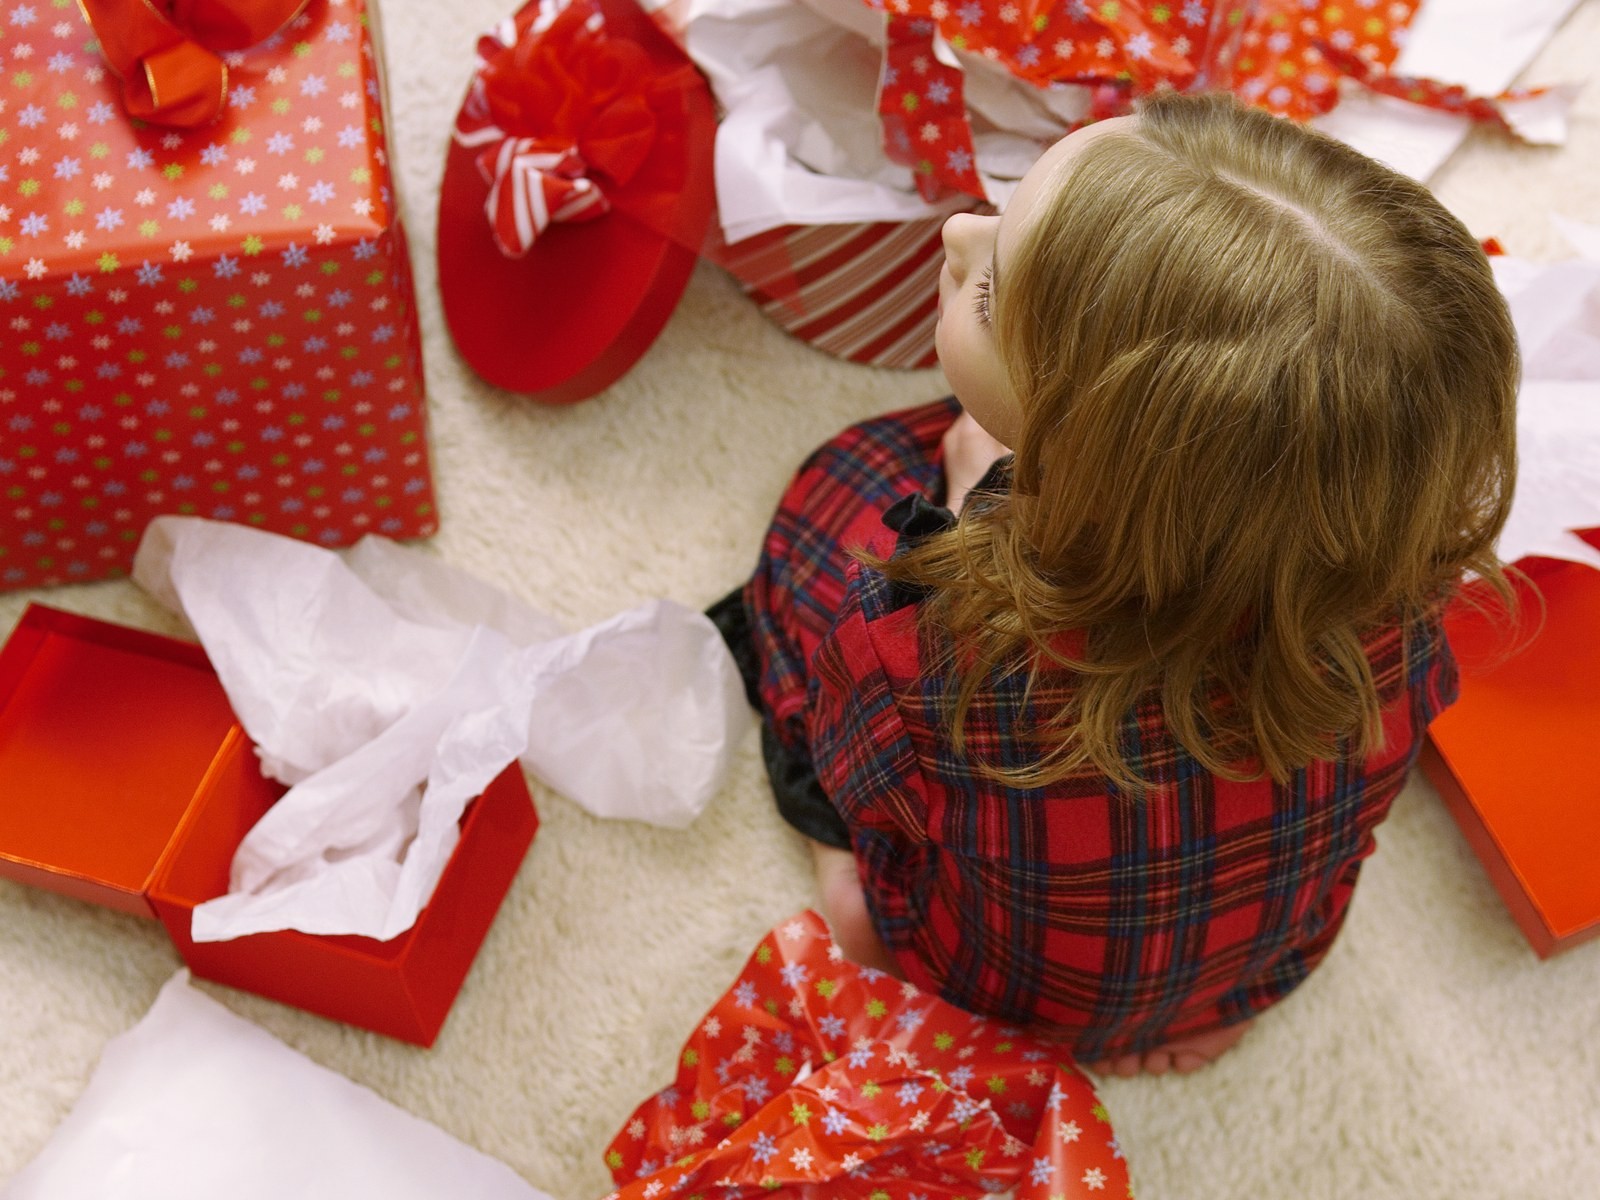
(1422, 535, 1600, 958)
(0, 604, 536, 1043)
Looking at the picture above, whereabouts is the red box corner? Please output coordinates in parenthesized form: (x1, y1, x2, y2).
(1422, 544, 1600, 959)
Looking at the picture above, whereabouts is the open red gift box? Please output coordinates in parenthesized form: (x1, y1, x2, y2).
(1422, 532, 1600, 958)
(0, 604, 537, 1044)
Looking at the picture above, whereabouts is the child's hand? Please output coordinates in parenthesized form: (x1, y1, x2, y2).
(941, 409, 1010, 515)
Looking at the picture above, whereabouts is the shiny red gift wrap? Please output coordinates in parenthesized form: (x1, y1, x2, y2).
(605, 910, 1132, 1198)
(0, 0, 436, 591)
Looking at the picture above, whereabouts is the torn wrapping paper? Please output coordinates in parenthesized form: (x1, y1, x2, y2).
(1488, 218, 1600, 573)
(131, 517, 751, 942)
(654, 0, 1581, 242)
(3, 972, 557, 1200)
(603, 910, 1130, 1198)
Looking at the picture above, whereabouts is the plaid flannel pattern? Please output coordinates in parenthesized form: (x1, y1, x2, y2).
(748, 399, 1457, 1060)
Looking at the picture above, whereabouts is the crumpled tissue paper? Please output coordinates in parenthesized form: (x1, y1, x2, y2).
(2, 972, 556, 1200)
(1490, 217, 1600, 573)
(131, 517, 752, 943)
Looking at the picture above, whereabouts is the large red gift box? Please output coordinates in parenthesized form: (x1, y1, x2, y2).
(0, 604, 537, 1044)
(1422, 532, 1600, 959)
(0, 0, 436, 592)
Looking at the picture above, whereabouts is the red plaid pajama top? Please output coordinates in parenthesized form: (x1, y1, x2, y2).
(740, 397, 1456, 1059)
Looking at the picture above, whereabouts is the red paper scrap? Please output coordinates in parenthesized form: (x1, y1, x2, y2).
(603, 910, 1132, 1198)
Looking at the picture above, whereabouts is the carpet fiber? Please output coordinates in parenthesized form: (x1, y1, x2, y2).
(3, 2, 1598, 1197)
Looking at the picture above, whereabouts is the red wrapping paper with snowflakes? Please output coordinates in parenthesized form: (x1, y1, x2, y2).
(0, 0, 435, 592)
(871, 0, 1562, 201)
(604, 910, 1131, 1199)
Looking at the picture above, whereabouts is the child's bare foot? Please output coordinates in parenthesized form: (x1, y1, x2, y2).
(1088, 1018, 1254, 1078)
(809, 840, 902, 977)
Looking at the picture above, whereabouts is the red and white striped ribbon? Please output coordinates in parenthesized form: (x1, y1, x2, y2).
(474, 138, 610, 259)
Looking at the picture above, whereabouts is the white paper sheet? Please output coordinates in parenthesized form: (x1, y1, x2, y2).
(131, 518, 752, 942)
(1, 973, 556, 1200)
(1490, 218, 1600, 571)
(1311, 0, 1583, 182)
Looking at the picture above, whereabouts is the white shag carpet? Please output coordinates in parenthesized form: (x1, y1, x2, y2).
(3, 2, 1599, 1198)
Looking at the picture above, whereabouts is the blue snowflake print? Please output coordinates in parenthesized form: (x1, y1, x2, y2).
(926, 79, 952, 105)
(897, 1082, 923, 1106)
(64, 274, 93, 297)
(281, 243, 311, 268)
(750, 1133, 778, 1164)
(958, 2, 983, 26)
(822, 1108, 849, 1136)
(779, 962, 809, 988)
(1029, 1156, 1053, 1184)
(818, 1015, 846, 1038)
(741, 1076, 772, 1105)
(734, 981, 759, 1007)
(212, 256, 241, 279)
(946, 148, 974, 174)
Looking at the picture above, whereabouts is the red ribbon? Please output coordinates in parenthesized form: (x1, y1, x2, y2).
(78, 0, 309, 127)
(453, 0, 690, 257)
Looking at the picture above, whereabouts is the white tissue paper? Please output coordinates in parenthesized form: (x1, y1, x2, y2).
(130, 517, 752, 943)
(1, 972, 557, 1200)
(1490, 218, 1600, 573)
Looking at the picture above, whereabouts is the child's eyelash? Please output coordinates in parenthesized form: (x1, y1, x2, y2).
(974, 266, 993, 326)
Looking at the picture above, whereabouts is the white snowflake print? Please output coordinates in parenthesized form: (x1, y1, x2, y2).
(1083, 1166, 1107, 1190)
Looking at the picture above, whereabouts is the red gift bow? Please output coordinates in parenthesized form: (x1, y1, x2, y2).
(78, 0, 309, 127)
(453, 0, 689, 258)
(603, 910, 1131, 1198)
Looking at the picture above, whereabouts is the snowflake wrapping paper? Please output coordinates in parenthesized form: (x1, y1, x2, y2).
(604, 910, 1131, 1199)
(874, 0, 1428, 199)
(0, 0, 436, 592)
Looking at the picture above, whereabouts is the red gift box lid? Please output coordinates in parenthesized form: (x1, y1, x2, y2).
(1425, 538, 1600, 956)
(0, 605, 239, 918)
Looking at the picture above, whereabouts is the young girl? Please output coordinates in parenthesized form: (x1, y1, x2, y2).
(712, 91, 1518, 1076)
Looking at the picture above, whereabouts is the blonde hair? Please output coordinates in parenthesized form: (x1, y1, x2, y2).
(887, 90, 1519, 788)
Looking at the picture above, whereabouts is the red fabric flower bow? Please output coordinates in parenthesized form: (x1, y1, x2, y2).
(454, 0, 679, 257)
